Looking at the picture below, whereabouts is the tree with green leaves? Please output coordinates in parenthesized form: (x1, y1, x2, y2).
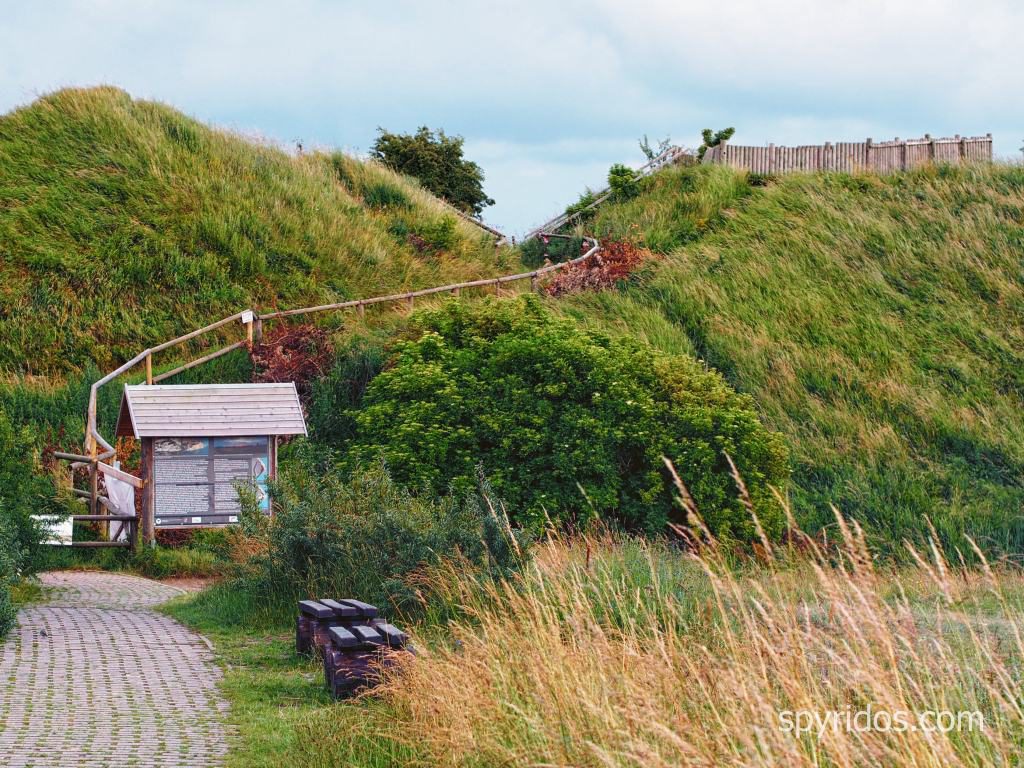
(371, 126, 495, 216)
(698, 126, 736, 160)
(607, 163, 641, 200)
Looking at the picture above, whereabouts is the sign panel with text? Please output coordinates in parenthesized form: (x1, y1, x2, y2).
(153, 436, 270, 527)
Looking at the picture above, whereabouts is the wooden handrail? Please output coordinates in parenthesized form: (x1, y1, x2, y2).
(79, 236, 600, 467)
(57, 145, 679, 547)
(522, 145, 693, 240)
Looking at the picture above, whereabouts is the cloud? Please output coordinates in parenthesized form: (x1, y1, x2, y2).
(1, 0, 1021, 233)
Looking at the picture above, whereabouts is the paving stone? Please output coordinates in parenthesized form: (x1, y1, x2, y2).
(0, 572, 229, 767)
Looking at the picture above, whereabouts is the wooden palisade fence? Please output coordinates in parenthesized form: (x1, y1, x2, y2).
(702, 133, 992, 174)
(61, 236, 601, 546)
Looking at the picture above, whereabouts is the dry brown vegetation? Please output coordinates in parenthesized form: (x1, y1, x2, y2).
(291, 489, 1024, 767)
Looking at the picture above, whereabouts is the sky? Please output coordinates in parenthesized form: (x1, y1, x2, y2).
(1, 0, 1022, 235)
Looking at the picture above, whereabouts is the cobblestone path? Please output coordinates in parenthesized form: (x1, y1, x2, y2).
(0, 572, 229, 767)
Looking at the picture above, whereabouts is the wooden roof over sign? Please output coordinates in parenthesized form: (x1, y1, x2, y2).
(115, 383, 307, 438)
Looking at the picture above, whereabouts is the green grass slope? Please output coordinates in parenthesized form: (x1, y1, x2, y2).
(559, 162, 1024, 554)
(0, 87, 510, 376)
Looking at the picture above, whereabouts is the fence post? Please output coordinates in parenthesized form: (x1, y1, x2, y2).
(145, 352, 153, 385)
(531, 274, 540, 292)
(768, 143, 775, 173)
(242, 310, 254, 345)
(254, 316, 263, 343)
(926, 133, 935, 162)
(865, 138, 873, 172)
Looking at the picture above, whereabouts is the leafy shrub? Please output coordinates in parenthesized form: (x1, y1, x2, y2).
(242, 456, 529, 617)
(307, 332, 387, 445)
(564, 188, 600, 220)
(361, 179, 410, 210)
(608, 163, 641, 200)
(413, 215, 458, 254)
(698, 126, 736, 160)
(0, 516, 21, 638)
(519, 235, 588, 268)
(344, 297, 789, 541)
(0, 411, 59, 575)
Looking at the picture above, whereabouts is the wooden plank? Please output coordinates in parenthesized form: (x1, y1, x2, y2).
(136, 427, 304, 437)
(151, 340, 248, 383)
(71, 514, 137, 521)
(136, 418, 302, 429)
(70, 541, 132, 548)
(131, 407, 302, 416)
(54, 451, 94, 464)
(97, 462, 145, 489)
(129, 394, 299, 404)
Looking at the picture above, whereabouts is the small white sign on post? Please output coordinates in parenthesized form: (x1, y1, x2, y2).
(34, 515, 73, 546)
(240, 310, 254, 325)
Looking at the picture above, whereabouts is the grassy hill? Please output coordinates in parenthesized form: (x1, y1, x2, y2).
(3, 86, 1022, 557)
(557, 162, 1024, 554)
(0, 87, 510, 377)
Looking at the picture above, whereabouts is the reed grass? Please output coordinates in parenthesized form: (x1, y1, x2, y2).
(313, 509, 1024, 766)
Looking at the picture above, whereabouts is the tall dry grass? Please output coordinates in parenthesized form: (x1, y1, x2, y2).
(353, 493, 1024, 766)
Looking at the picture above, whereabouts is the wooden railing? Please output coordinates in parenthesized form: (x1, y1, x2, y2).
(522, 145, 694, 240)
(66, 236, 600, 543)
(67, 142, 699, 545)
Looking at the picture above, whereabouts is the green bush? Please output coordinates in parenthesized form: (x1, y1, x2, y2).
(608, 163, 641, 200)
(414, 215, 458, 253)
(519, 235, 587, 268)
(307, 332, 387, 444)
(242, 456, 529, 618)
(344, 297, 789, 541)
(0, 516, 21, 638)
(361, 179, 410, 210)
(0, 411, 60, 575)
(563, 188, 600, 220)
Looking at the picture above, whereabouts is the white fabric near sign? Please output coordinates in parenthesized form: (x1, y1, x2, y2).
(104, 475, 136, 542)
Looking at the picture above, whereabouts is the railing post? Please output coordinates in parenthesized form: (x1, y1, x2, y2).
(451, 287, 461, 298)
(145, 352, 153, 385)
(242, 309, 254, 345)
(254, 316, 263, 343)
(356, 303, 365, 320)
(407, 296, 414, 312)
(531, 274, 540, 292)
